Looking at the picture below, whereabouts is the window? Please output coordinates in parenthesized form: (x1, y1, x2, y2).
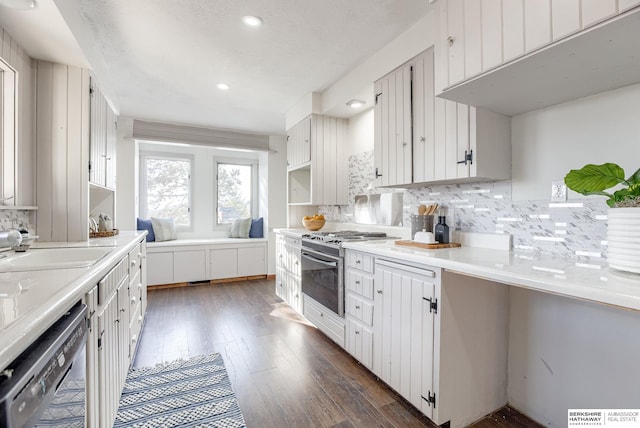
(216, 161, 257, 224)
(140, 153, 192, 227)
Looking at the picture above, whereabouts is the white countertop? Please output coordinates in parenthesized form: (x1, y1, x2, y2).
(342, 240, 640, 311)
(0, 231, 147, 370)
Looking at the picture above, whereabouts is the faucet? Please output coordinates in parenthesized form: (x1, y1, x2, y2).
(0, 229, 23, 250)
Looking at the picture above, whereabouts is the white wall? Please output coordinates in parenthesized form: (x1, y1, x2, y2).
(267, 135, 287, 274)
(509, 287, 640, 426)
(347, 108, 374, 157)
(512, 82, 640, 201)
(116, 117, 136, 230)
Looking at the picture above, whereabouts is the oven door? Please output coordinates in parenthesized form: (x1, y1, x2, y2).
(301, 247, 344, 317)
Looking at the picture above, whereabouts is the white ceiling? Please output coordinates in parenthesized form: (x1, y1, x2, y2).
(0, 0, 433, 135)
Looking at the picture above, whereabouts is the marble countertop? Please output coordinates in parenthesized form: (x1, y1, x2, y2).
(342, 240, 640, 311)
(0, 231, 147, 370)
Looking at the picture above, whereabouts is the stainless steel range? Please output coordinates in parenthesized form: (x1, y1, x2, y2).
(301, 231, 390, 317)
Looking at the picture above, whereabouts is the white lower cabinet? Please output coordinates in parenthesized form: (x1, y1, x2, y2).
(210, 246, 267, 279)
(85, 238, 148, 428)
(345, 249, 376, 369)
(373, 259, 436, 414)
(275, 233, 302, 313)
(347, 255, 511, 428)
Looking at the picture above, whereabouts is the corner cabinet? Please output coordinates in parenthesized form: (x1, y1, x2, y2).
(341, 249, 509, 428)
(374, 48, 510, 188)
(287, 114, 348, 205)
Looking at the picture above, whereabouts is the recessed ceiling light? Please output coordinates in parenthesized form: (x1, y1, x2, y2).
(217, 83, 230, 91)
(242, 15, 263, 27)
(347, 99, 365, 109)
(0, 0, 37, 9)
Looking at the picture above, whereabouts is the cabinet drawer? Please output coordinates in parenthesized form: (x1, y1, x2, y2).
(345, 270, 374, 299)
(128, 242, 143, 274)
(303, 295, 345, 348)
(346, 251, 374, 273)
(129, 302, 143, 356)
(346, 293, 373, 326)
(98, 257, 128, 306)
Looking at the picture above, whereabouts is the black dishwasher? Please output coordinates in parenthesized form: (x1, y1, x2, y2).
(0, 302, 87, 428)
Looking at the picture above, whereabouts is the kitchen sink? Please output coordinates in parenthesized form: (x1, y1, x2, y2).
(0, 247, 113, 272)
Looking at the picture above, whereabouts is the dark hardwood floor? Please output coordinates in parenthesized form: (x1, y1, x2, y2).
(134, 279, 541, 428)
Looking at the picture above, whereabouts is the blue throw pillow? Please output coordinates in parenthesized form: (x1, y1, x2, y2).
(137, 218, 155, 242)
(249, 217, 263, 238)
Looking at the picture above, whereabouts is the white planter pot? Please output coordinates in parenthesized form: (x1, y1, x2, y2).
(607, 207, 640, 274)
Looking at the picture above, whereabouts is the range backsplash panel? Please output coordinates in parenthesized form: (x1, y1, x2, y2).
(318, 151, 608, 260)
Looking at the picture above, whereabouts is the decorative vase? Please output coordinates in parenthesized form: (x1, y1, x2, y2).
(607, 207, 640, 274)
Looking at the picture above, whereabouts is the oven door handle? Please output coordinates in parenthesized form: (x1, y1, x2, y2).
(302, 252, 338, 267)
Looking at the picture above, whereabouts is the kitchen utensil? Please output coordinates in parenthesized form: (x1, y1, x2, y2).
(418, 204, 427, 215)
(410, 214, 434, 239)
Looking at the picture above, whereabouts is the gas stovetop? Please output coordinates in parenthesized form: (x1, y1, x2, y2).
(302, 231, 393, 256)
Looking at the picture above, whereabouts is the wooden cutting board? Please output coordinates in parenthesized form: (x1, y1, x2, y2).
(394, 240, 462, 249)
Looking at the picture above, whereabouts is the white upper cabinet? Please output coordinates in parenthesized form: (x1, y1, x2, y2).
(438, 0, 640, 115)
(287, 114, 348, 205)
(524, 0, 552, 52)
(286, 116, 311, 169)
(89, 79, 117, 190)
(373, 63, 412, 187)
(375, 48, 510, 187)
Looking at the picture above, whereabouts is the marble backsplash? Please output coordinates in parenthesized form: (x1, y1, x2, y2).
(318, 151, 608, 260)
(0, 209, 36, 233)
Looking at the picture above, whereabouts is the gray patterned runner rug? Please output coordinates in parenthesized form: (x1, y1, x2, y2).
(114, 353, 246, 428)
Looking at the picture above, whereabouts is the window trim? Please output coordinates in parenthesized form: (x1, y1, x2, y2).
(214, 157, 258, 226)
(139, 151, 194, 230)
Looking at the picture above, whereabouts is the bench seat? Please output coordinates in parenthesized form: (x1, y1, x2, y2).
(146, 238, 268, 285)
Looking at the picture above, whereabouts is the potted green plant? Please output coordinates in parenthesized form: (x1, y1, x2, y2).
(564, 163, 640, 274)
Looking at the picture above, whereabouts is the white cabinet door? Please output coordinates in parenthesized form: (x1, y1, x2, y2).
(146, 252, 174, 285)
(105, 105, 117, 190)
(446, 0, 466, 86)
(97, 292, 119, 428)
(581, 0, 617, 27)
(89, 79, 117, 189)
(481, 0, 503, 71)
(412, 49, 436, 184)
(286, 116, 311, 169)
(620, 0, 640, 12)
(373, 260, 437, 415)
(502, 0, 525, 62)
(346, 318, 373, 369)
(552, 0, 581, 41)
(374, 63, 412, 187)
(524, 0, 552, 52)
(238, 246, 266, 277)
(174, 249, 206, 283)
(464, 0, 482, 78)
(210, 248, 237, 279)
